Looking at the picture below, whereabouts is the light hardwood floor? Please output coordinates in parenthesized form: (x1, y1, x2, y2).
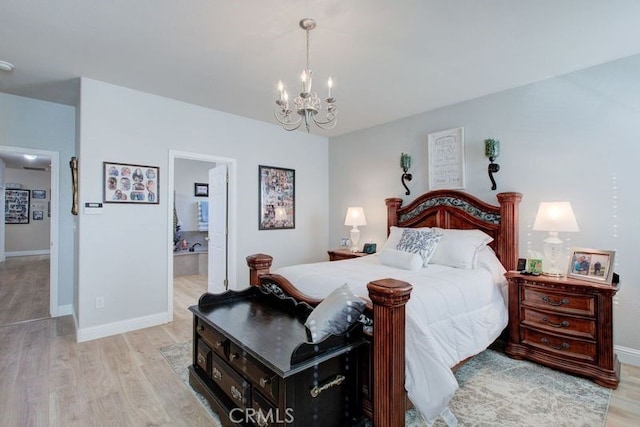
(0, 255, 50, 326)
(0, 263, 638, 426)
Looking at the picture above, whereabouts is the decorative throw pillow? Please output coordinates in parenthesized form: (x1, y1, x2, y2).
(379, 248, 424, 271)
(396, 229, 443, 267)
(429, 228, 493, 269)
(304, 283, 366, 344)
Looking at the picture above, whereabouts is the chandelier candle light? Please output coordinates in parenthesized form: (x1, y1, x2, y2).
(344, 207, 367, 253)
(275, 18, 337, 132)
(532, 201, 580, 276)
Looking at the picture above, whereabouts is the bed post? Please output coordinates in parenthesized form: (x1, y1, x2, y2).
(385, 198, 402, 235)
(496, 192, 522, 272)
(246, 253, 273, 286)
(367, 278, 413, 427)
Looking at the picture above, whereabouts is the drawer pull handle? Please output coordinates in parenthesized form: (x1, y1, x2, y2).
(197, 325, 204, 332)
(215, 340, 224, 348)
(541, 337, 569, 351)
(541, 296, 569, 306)
(197, 354, 206, 365)
(257, 418, 268, 427)
(541, 317, 570, 328)
(230, 352, 239, 361)
(259, 377, 270, 388)
(310, 374, 345, 398)
(231, 385, 242, 401)
(212, 367, 222, 380)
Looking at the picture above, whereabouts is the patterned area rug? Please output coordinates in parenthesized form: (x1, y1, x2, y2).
(159, 342, 610, 426)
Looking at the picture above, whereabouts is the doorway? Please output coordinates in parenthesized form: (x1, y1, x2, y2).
(0, 145, 60, 326)
(167, 150, 236, 322)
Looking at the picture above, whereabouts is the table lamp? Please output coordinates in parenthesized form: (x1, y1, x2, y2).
(344, 207, 367, 252)
(532, 201, 579, 276)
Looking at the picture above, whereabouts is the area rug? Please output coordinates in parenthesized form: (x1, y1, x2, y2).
(159, 342, 610, 426)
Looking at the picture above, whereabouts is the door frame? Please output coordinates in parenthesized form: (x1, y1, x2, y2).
(166, 150, 237, 321)
(0, 145, 60, 317)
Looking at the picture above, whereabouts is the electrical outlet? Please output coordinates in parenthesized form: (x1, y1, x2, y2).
(95, 297, 104, 308)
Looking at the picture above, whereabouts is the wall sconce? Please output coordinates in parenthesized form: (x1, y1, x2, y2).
(484, 139, 500, 190)
(400, 153, 413, 195)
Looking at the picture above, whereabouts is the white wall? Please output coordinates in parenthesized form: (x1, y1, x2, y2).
(0, 93, 76, 309)
(4, 168, 51, 254)
(77, 78, 329, 334)
(329, 54, 640, 362)
(174, 158, 215, 232)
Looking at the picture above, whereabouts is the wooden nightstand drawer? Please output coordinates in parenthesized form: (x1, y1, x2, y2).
(522, 328, 596, 363)
(522, 308, 596, 340)
(521, 286, 595, 317)
(211, 352, 251, 407)
(196, 318, 228, 358)
(229, 341, 279, 404)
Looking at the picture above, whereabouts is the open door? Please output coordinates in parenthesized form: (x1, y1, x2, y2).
(208, 164, 228, 292)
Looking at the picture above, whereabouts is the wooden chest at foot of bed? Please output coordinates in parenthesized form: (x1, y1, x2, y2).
(189, 287, 366, 426)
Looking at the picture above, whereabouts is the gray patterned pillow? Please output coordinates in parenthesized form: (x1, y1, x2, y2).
(396, 229, 443, 267)
(304, 283, 366, 344)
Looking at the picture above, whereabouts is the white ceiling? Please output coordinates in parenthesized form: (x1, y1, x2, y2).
(1, 0, 640, 140)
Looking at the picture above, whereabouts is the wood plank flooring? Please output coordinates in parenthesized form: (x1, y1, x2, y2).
(0, 255, 50, 325)
(0, 260, 638, 426)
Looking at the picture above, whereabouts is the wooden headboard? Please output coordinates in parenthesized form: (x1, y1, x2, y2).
(386, 190, 522, 271)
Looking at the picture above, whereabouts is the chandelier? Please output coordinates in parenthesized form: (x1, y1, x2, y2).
(275, 18, 337, 132)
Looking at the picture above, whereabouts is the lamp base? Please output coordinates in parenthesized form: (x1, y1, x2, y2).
(541, 232, 565, 277)
(350, 227, 360, 253)
(542, 271, 564, 277)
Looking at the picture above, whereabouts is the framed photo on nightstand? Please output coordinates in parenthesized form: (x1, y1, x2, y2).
(567, 247, 616, 285)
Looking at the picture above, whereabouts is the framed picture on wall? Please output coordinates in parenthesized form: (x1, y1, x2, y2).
(258, 165, 295, 230)
(32, 189, 47, 199)
(194, 182, 209, 197)
(5, 189, 30, 224)
(427, 127, 465, 190)
(103, 162, 159, 204)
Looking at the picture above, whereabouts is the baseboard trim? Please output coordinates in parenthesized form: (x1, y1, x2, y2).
(76, 312, 169, 343)
(615, 345, 640, 367)
(57, 304, 73, 316)
(5, 249, 51, 257)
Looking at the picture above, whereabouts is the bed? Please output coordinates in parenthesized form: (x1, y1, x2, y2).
(246, 189, 522, 426)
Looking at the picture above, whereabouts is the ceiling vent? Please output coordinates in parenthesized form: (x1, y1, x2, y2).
(23, 166, 48, 171)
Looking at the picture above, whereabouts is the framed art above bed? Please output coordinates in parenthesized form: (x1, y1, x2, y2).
(427, 127, 465, 190)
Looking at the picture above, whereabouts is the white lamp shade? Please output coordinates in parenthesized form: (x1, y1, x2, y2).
(532, 202, 579, 232)
(344, 207, 367, 227)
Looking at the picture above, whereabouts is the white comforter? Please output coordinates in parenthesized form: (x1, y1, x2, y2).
(274, 254, 508, 424)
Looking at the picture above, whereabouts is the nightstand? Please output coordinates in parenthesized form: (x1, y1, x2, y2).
(327, 248, 370, 261)
(505, 271, 620, 388)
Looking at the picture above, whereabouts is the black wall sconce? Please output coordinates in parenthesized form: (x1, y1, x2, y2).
(484, 138, 500, 190)
(400, 153, 412, 195)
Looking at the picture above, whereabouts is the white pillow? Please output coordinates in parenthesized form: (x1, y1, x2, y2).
(378, 248, 423, 271)
(429, 228, 493, 269)
(396, 229, 443, 267)
(475, 246, 507, 285)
